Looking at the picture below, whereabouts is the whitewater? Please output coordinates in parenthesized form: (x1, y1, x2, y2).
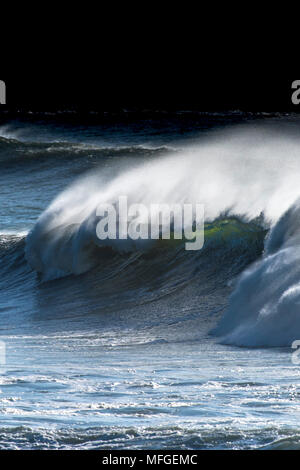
(1, 112, 300, 449)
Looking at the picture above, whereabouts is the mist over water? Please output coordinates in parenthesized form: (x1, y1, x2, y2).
(1, 113, 300, 449)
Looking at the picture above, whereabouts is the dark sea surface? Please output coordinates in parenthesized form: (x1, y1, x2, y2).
(1, 111, 300, 449)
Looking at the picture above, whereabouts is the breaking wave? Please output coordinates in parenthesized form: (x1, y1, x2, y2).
(212, 201, 300, 347)
(21, 126, 300, 347)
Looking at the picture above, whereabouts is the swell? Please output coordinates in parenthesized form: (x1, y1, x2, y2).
(3, 220, 265, 287)
(0, 220, 266, 335)
(0, 235, 27, 272)
(0, 135, 172, 167)
(0, 219, 266, 343)
(0, 235, 32, 290)
(0, 424, 297, 450)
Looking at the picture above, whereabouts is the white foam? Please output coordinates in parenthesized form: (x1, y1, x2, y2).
(0, 230, 29, 238)
(213, 201, 300, 347)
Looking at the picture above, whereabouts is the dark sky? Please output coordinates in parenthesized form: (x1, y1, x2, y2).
(0, 76, 298, 112)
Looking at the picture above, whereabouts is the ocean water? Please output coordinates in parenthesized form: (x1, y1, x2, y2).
(1, 111, 300, 450)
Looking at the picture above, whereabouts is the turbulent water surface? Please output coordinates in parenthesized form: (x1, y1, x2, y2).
(1, 112, 300, 449)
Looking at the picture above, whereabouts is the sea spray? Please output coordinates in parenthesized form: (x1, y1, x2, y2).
(26, 127, 300, 279)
